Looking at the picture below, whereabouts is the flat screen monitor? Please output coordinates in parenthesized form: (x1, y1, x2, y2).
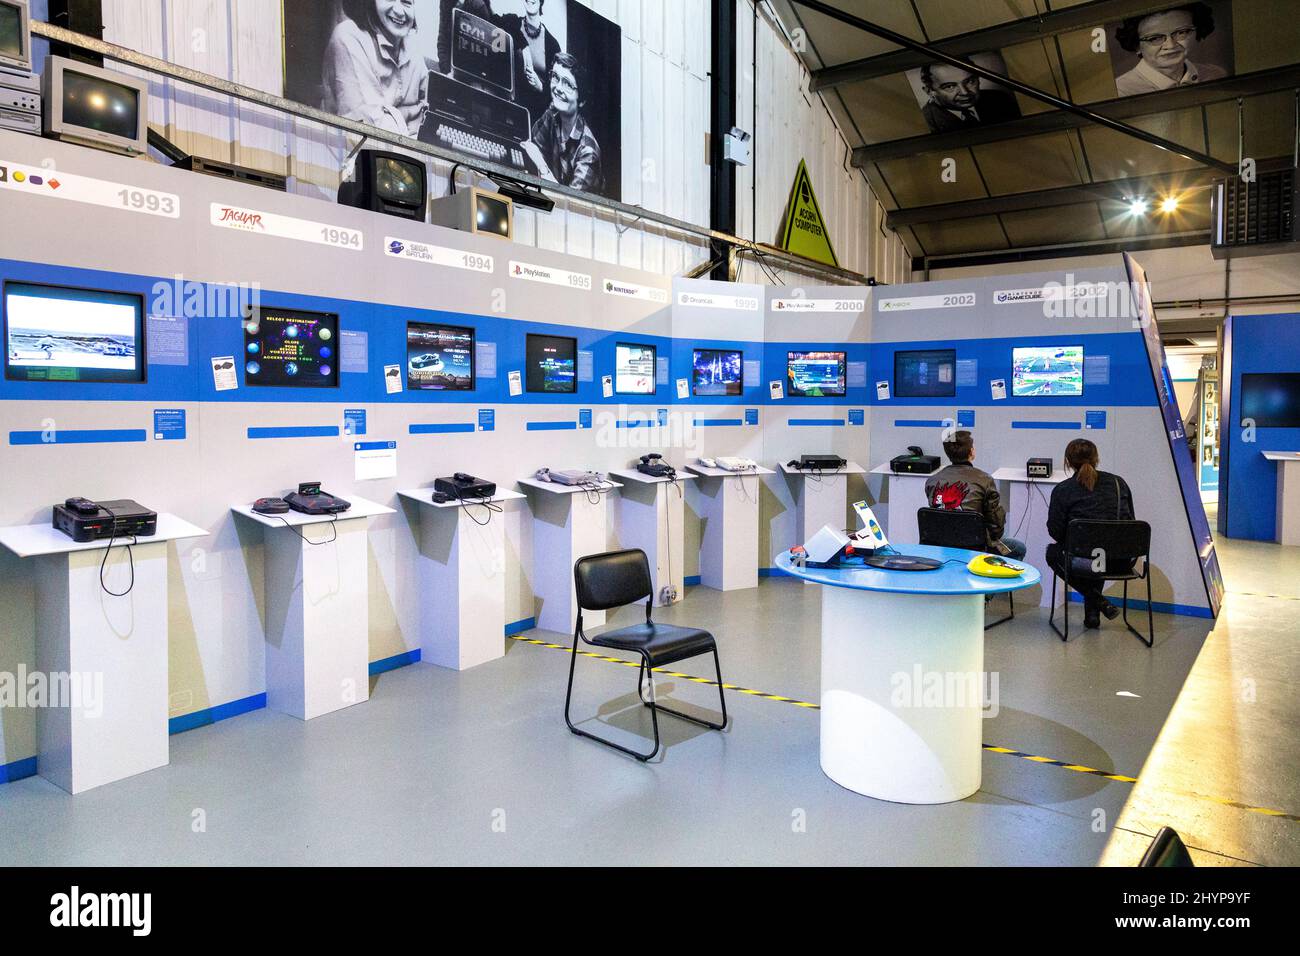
(451, 7, 513, 97)
(4, 281, 145, 384)
(1012, 345, 1084, 397)
(407, 321, 475, 391)
(1240, 373, 1300, 428)
(526, 333, 577, 393)
(894, 348, 955, 398)
(615, 342, 656, 395)
(42, 55, 150, 156)
(787, 350, 846, 398)
(244, 306, 339, 388)
(0, 0, 31, 73)
(692, 348, 743, 397)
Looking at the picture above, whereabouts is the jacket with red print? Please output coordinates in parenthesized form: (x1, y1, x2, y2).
(923, 461, 1007, 546)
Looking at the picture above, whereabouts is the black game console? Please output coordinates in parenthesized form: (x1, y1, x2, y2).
(284, 482, 351, 516)
(636, 454, 676, 479)
(53, 498, 159, 542)
(435, 472, 497, 500)
(796, 454, 847, 471)
(1026, 457, 1053, 479)
(890, 445, 941, 474)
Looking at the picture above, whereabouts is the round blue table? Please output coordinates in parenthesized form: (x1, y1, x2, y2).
(775, 546, 1041, 804)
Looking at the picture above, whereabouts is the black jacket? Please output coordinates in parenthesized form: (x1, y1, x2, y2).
(924, 462, 1006, 545)
(1047, 471, 1135, 545)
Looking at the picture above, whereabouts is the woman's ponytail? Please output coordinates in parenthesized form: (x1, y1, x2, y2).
(1064, 438, 1100, 491)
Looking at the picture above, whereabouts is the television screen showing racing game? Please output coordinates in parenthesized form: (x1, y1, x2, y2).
(787, 350, 846, 398)
(1012, 345, 1085, 397)
(407, 321, 475, 391)
(4, 282, 145, 383)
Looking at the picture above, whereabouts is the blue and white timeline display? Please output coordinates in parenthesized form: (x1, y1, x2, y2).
(244, 307, 338, 388)
(406, 321, 475, 391)
(615, 342, 656, 395)
(1012, 345, 1084, 397)
(787, 350, 846, 398)
(4, 282, 146, 384)
(526, 333, 577, 394)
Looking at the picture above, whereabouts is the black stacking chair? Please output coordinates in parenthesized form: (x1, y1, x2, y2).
(565, 549, 728, 761)
(917, 507, 1014, 630)
(1138, 827, 1195, 867)
(1049, 518, 1154, 646)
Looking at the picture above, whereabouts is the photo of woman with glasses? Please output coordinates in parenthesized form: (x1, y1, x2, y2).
(1111, 2, 1231, 97)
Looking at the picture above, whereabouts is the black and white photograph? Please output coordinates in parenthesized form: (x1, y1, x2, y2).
(283, 0, 622, 200)
(904, 52, 1022, 134)
(1108, 1, 1234, 97)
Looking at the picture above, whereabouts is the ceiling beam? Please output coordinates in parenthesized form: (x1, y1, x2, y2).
(789, 0, 1236, 175)
(885, 170, 1221, 227)
(810, 0, 1177, 91)
(851, 63, 1300, 166)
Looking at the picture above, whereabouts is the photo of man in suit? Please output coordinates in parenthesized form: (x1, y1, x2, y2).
(918, 62, 1021, 133)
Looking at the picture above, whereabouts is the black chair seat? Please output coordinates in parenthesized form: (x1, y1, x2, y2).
(590, 622, 716, 667)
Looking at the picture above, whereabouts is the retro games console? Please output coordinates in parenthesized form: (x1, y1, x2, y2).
(53, 497, 158, 542)
(435, 472, 497, 500)
(284, 482, 351, 515)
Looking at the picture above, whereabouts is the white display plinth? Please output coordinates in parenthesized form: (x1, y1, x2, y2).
(1264, 452, 1300, 546)
(684, 463, 775, 592)
(398, 488, 525, 669)
(992, 467, 1069, 607)
(779, 461, 866, 544)
(0, 514, 208, 794)
(869, 463, 933, 545)
(232, 496, 393, 720)
(608, 469, 696, 607)
(519, 476, 622, 633)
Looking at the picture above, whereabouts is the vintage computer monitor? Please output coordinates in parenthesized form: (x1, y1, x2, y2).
(42, 55, 149, 155)
(0, 0, 32, 73)
(338, 149, 428, 221)
(428, 186, 514, 240)
(450, 6, 514, 98)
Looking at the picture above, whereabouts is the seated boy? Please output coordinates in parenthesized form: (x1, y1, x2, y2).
(923, 430, 1027, 559)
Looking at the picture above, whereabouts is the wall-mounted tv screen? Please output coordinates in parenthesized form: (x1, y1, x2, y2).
(894, 348, 955, 398)
(4, 281, 145, 384)
(615, 342, 656, 395)
(787, 350, 846, 398)
(1012, 345, 1084, 397)
(407, 321, 475, 391)
(1240, 373, 1300, 428)
(244, 306, 338, 388)
(692, 348, 743, 396)
(526, 333, 577, 393)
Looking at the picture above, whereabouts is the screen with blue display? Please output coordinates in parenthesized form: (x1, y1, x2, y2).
(1012, 345, 1084, 397)
(787, 350, 846, 398)
(894, 348, 955, 398)
(4, 282, 145, 384)
(407, 321, 475, 391)
(244, 306, 338, 388)
(1240, 373, 1300, 428)
(526, 333, 577, 393)
(692, 348, 743, 396)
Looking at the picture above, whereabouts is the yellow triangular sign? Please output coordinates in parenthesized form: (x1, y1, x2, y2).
(778, 160, 838, 267)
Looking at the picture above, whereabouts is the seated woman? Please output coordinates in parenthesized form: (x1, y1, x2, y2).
(323, 0, 429, 137)
(1046, 438, 1136, 629)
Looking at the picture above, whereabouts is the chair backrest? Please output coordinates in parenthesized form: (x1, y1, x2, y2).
(917, 507, 987, 552)
(1138, 826, 1195, 867)
(1065, 519, 1151, 563)
(574, 549, 652, 611)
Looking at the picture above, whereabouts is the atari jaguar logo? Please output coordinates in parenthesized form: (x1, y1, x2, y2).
(216, 206, 265, 230)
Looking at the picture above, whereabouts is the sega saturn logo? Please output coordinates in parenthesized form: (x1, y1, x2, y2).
(389, 240, 405, 255)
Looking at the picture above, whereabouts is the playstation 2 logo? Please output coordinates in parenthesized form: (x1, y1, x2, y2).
(389, 240, 404, 255)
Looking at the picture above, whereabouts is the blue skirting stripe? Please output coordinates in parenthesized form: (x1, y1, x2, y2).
(788, 419, 845, 427)
(526, 421, 578, 431)
(616, 420, 655, 428)
(409, 423, 475, 435)
(505, 617, 536, 635)
(247, 426, 340, 440)
(693, 418, 744, 427)
(758, 567, 779, 577)
(893, 419, 948, 428)
(168, 693, 267, 735)
(370, 649, 422, 675)
(0, 756, 38, 784)
(684, 575, 702, 586)
(10, 428, 147, 445)
(1011, 421, 1082, 431)
(1065, 592, 1213, 619)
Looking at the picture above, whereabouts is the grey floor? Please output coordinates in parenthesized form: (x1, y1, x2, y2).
(0, 532, 1294, 865)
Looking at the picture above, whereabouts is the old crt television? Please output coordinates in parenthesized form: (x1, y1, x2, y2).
(407, 320, 475, 391)
(615, 342, 656, 395)
(526, 333, 577, 393)
(4, 281, 145, 383)
(1240, 373, 1300, 427)
(42, 55, 150, 155)
(338, 149, 427, 221)
(692, 348, 743, 397)
(243, 306, 339, 388)
(451, 6, 513, 97)
(0, 0, 31, 73)
(787, 350, 846, 398)
(894, 348, 956, 398)
(428, 186, 514, 240)
(1012, 345, 1084, 397)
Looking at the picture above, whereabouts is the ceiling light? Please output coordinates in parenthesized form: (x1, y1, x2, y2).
(1128, 198, 1149, 216)
(1160, 196, 1180, 213)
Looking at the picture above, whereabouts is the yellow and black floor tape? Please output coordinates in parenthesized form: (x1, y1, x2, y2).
(511, 634, 1300, 824)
